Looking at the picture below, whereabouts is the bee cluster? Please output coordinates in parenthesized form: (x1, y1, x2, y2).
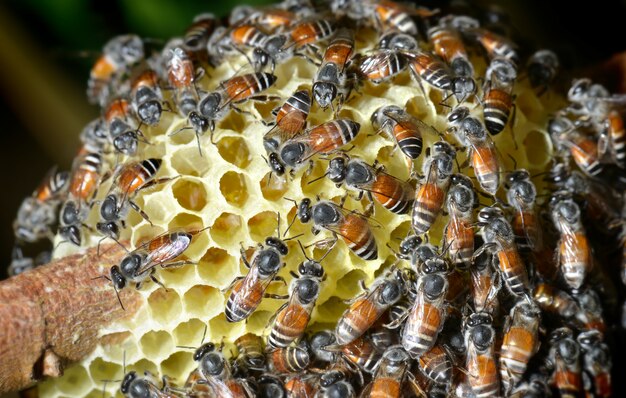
(8, 0, 626, 397)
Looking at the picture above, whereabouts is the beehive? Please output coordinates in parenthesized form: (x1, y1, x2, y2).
(37, 18, 562, 398)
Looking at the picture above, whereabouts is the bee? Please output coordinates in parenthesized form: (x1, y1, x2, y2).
(509, 375, 551, 398)
(193, 343, 255, 397)
(444, 174, 476, 269)
(370, 105, 438, 161)
(505, 169, 542, 252)
(8, 246, 50, 276)
(120, 370, 178, 398)
(573, 289, 606, 334)
(454, 18, 519, 65)
(263, 89, 311, 155)
(427, 23, 476, 102)
(470, 236, 500, 315)
(59, 151, 104, 246)
(475, 207, 530, 297)
(96, 158, 172, 241)
(108, 230, 201, 304)
(371, 0, 431, 35)
(267, 248, 324, 348)
(417, 344, 453, 386)
(87, 34, 144, 106)
(356, 50, 408, 84)
(229, 6, 296, 30)
(183, 368, 213, 397)
(130, 69, 164, 127)
(550, 191, 593, 291)
(225, 235, 288, 322)
(335, 268, 405, 345)
(401, 255, 449, 358)
(284, 373, 319, 397)
(267, 344, 311, 374)
(483, 57, 517, 136)
(547, 327, 583, 398)
(103, 98, 144, 155)
(257, 374, 287, 398)
(499, 301, 541, 394)
(548, 116, 604, 177)
(198, 72, 278, 133)
(80, 118, 109, 153)
(232, 333, 266, 376)
(404, 50, 454, 94)
(325, 333, 383, 374)
(183, 13, 218, 53)
(14, 167, 69, 243)
(601, 109, 626, 168)
(323, 155, 414, 215)
(533, 281, 581, 320)
(377, 31, 418, 52)
(312, 28, 355, 109)
(292, 198, 377, 260)
(448, 106, 501, 195)
(287, 18, 334, 50)
(363, 346, 410, 398)
(309, 330, 337, 366)
(526, 49, 559, 95)
(411, 141, 456, 235)
(464, 312, 500, 398)
(577, 330, 612, 398)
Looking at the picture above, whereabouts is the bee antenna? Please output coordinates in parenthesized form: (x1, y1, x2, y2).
(283, 213, 298, 238)
(113, 284, 125, 311)
(284, 233, 305, 242)
(276, 212, 282, 238)
(318, 246, 333, 262)
(507, 153, 517, 170)
(307, 172, 328, 185)
(201, 324, 208, 345)
(176, 345, 198, 350)
(297, 240, 311, 261)
(123, 350, 126, 375)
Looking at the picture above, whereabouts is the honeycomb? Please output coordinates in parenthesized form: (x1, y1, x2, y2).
(37, 13, 563, 398)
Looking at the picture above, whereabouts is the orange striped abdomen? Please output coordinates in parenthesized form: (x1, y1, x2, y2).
(402, 301, 443, 357)
(559, 231, 592, 290)
(370, 378, 402, 398)
(467, 353, 499, 397)
(336, 297, 380, 344)
(371, 174, 413, 214)
(412, 183, 444, 234)
(472, 145, 500, 195)
(337, 212, 377, 260)
(497, 247, 529, 296)
(499, 326, 535, 389)
(269, 303, 311, 348)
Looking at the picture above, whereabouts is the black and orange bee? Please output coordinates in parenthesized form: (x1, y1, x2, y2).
(526, 49, 559, 95)
(103, 97, 144, 156)
(130, 69, 164, 127)
(335, 268, 405, 344)
(59, 151, 104, 246)
(444, 174, 476, 269)
(448, 107, 501, 195)
(416, 344, 453, 387)
(312, 28, 355, 109)
(229, 5, 296, 30)
(577, 330, 612, 398)
(550, 192, 593, 291)
(361, 346, 410, 398)
(120, 370, 178, 398)
(321, 155, 414, 215)
(371, 105, 438, 162)
(483, 57, 517, 136)
(356, 49, 408, 84)
(225, 235, 288, 323)
(267, 343, 311, 375)
(183, 13, 218, 54)
(505, 169, 542, 252)
(411, 141, 456, 235)
(267, 247, 324, 348)
(287, 18, 334, 51)
(453, 16, 519, 65)
(96, 158, 172, 242)
(270, 119, 361, 176)
(87, 34, 144, 106)
(547, 327, 583, 398)
(464, 312, 500, 398)
(533, 281, 581, 320)
(193, 342, 256, 397)
(499, 301, 541, 394)
(548, 116, 604, 177)
(263, 89, 311, 155)
(371, 0, 436, 35)
(284, 373, 319, 398)
(14, 167, 69, 243)
(470, 236, 500, 316)
(404, 50, 454, 94)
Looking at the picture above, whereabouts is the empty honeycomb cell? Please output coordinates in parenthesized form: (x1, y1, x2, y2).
(260, 172, 289, 201)
(210, 212, 244, 247)
(147, 288, 183, 327)
(167, 212, 205, 232)
(247, 211, 279, 242)
(219, 110, 247, 132)
(197, 247, 238, 287)
(128, 359, 159, 378)
(132, 224, 166, 248)
(216, 136, 252, 169)
(55, 364, 92, 397)
(245, 310, 274, 335)
(182, 285, 223, 319)
(172, 318, 208, 347)
(428, 89, 446, 115)
(170, 146, 211, 176)
(159, 260, 197, 287)
(89, 357, 122, 385)
(219, 171, 249, 207)
(172, 178, 208, 212)
(169, 125, 197, 146)
(316, 296, 349, 324)
(336, 269, 368, 299)
(160, 351, 195, 381)
(524, 129, 552, 170)
(209, 313, 246, 342)
(139, 330, 175, 361)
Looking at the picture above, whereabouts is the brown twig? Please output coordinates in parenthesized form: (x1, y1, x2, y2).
(0, 242, 141, 394)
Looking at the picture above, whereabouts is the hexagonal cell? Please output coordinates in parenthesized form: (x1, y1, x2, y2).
(246, 310, 273, 335)
(524, 129, 552, 169)
(219, 171, 249, 207)
(247, 211, 279, 242)
(55, 364, 92, 397)
(219, 110, 248, 132)
(209, 313, 245, 341)
(406, 94, 433, 122)
(139, 330, 174, 361)
(428, 89, 446, 114)
(210, 213, 244, 247)
(183, 285, 223, 319)
(147, 288, 183, 327)
(337, 269, 368, 299)
(128, 358, 159, 377)
(89, 357, 123, 383)
(172, 318, 208, 347)
(168, 212, 205, 232)
(161, 351, 195, 381)
(198, 247, 239, 287)
(170, 146, 210, 176)
(260, 172, 289, 201)
(172, 178, 208, 212)
(316, 296, 348, 324)
(169, 125, 197, 146)
(216, 136, 252, 169)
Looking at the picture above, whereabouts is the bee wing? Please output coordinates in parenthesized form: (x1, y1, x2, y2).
(137, 232, 192, 274)
(383, 108, 440, 138)
(272, 291, 313, 332)
(229, 262, 277, 309)
(360, 172, 414, 202)
(343, 284, 387, 321)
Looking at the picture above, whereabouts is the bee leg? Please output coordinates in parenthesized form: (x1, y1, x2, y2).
(149, 275, 169, 291)
(128, 200, 153, 226)
(248, 94, 282, 103)
(510, 100, 518, 150)
(264, 293, 289, 299)
(240, 243, 252, 268)
(159, 260, 197, 269)
(272, 275, 287, 286)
